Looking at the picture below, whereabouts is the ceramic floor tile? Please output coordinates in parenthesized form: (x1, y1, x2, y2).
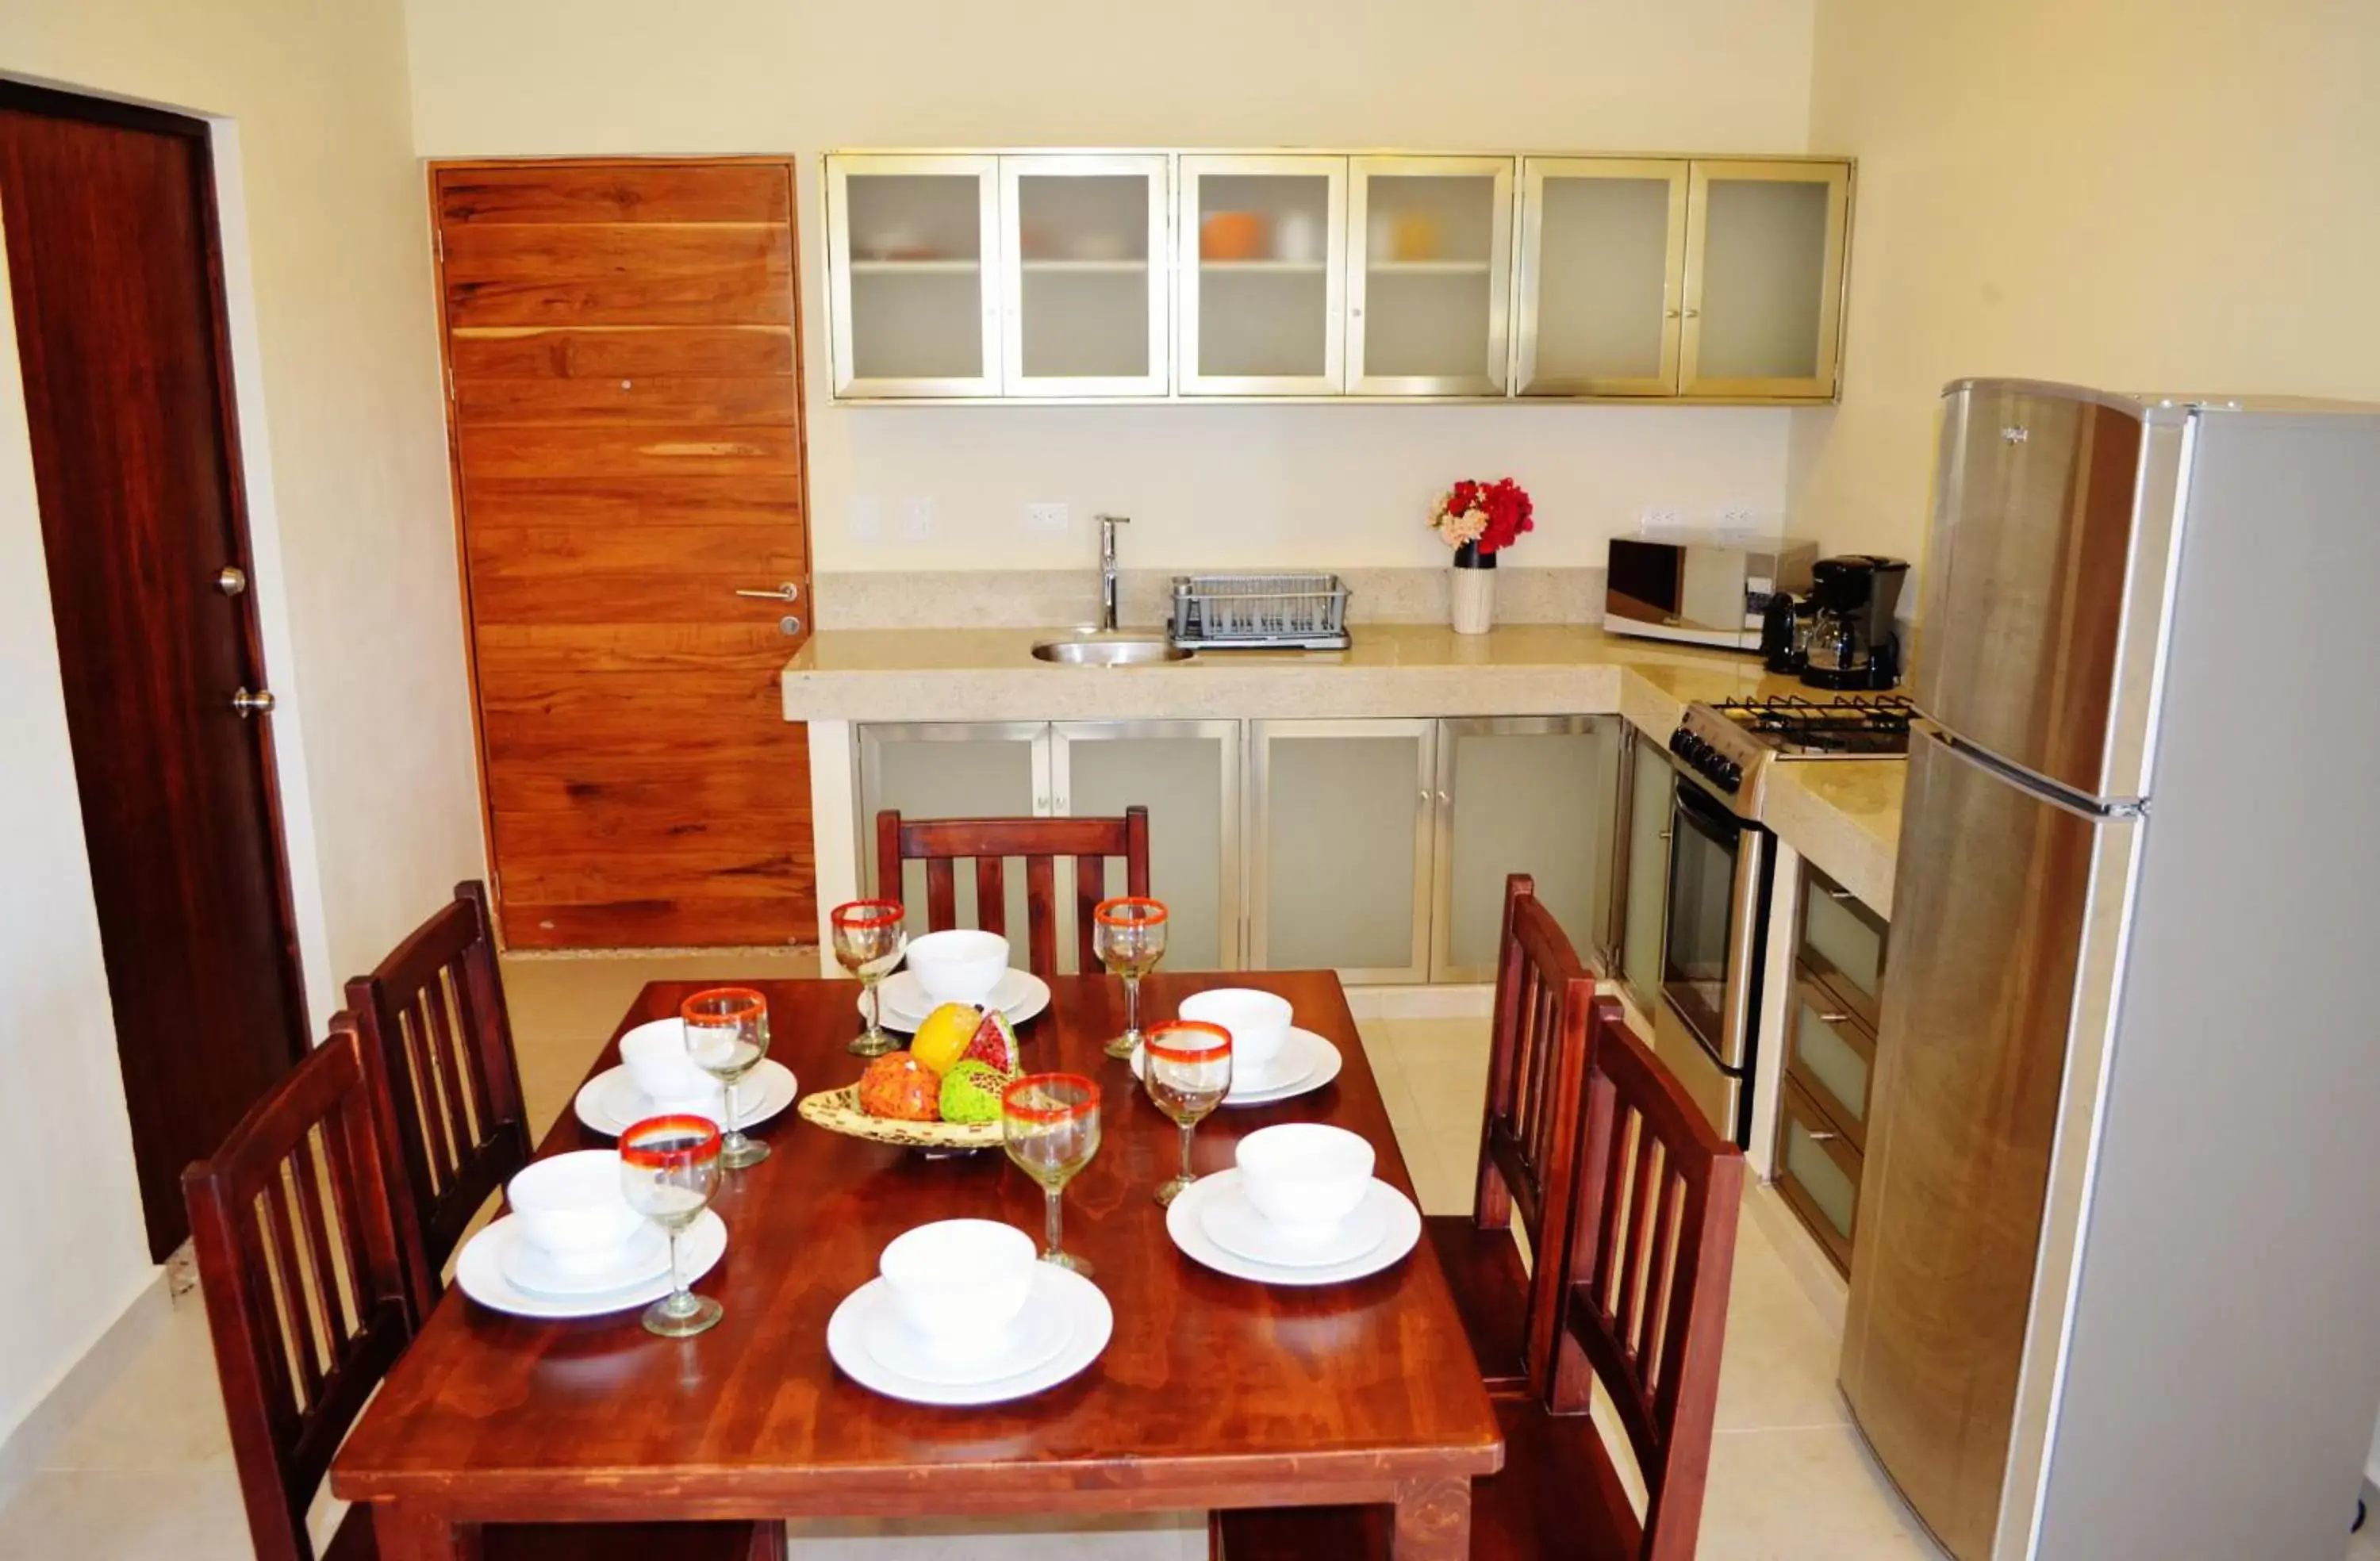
(42, 1291, 232, 1473)
(1696, 1425, 1945, 1559)
(499, 949, 816, 1044)
(0, 1466, 255, 1561)
(1353, 1018, 1470, 1216)
(1712, 1202, 1856, 1433)
(2349, 1513, 2380, 1559)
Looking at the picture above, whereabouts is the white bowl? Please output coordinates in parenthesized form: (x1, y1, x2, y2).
(879, 1219, 1036, 1357)
(904, 930, 1010, 1007)
(508, 1150, 641, 1272)
(617, 1019, 721, 1107)
(1178, 988, 1293, 1079)
(1235, 1124, 1376, 1240)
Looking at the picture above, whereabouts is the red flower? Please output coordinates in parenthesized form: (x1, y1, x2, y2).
(1476, 478, 1534, 554)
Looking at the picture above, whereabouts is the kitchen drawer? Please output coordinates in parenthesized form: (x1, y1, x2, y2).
(1777, 1075, 1861, 1274)
(1798, 863, 1887, 1030)
(1785, 968, 1875, 1152)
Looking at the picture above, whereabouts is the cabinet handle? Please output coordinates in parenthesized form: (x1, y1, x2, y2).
(1663, 308, 1680, 320)
(1805, 1128, 1840, 1143)
(1682, 308, 1701, 319)
(1656, 829, 1672, 841)
(1817, 1011, 1852, 1024)
(1436, 789, 1450, 806)
(1825, 886, 1856, 901)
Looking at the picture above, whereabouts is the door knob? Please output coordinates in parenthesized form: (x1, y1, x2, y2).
(777, 615, 804, 636)
(231, 687, 276, 717)
(216, 566, 248, 596)
(734, 582, 801, 603)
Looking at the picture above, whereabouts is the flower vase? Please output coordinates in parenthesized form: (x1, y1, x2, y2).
(1450, 543, 1495, 635)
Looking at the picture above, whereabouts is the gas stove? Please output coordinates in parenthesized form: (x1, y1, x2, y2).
(1668, 693, 1914, 817)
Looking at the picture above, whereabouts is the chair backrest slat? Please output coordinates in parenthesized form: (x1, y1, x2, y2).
(344, 881, 528, 1310)
(874, 808, 1152, 982)
(185, 1030, 414, 1561)
(1464, 873, 1598, 1400)
(1560, 997, 1744, 1561)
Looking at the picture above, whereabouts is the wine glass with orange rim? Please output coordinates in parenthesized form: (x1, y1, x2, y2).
(619, 1114, 724, 1337)
(1094, 897, 1168, 1060)
(681, 988, 770, 1169)
(1001, 1073, 1100, 1275)
(830, 899, 908, 1057)
(1142, 1020, 1231, 1206)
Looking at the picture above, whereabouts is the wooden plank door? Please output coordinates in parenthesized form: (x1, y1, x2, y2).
(436, 159, 816, 949)
(0, 82, 309, 1258)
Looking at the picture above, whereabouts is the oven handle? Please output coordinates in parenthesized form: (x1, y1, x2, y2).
(1716, 823, 1768, 1059)
(1669, 767, 1743, 840)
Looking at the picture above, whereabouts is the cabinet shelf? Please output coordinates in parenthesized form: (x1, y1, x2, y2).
(1367, 259, 1492, 275)
(1200, 259, 1327, 274)
(1018, 259, 1149, 274)
(849, 259, 980, 274)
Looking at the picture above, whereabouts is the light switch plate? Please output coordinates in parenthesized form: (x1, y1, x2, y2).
(899, 497, 933, 542)
(1025, 501, 1069, 535)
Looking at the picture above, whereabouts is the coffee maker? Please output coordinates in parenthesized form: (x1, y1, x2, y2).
(1801, 554, 1908, 689)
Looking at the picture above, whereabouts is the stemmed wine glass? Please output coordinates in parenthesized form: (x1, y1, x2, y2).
(831, 899, 908, 1057)
(1095, 897, 1169, 1060)
(681, 988, 770, 1170)
(619, 1114, 724, 1338)
(1001, 1073, 1101, 1276)
(1142, 1020, 1231, 1206)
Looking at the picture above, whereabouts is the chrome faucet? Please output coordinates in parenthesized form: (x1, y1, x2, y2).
(1096, 514, 1130, 632)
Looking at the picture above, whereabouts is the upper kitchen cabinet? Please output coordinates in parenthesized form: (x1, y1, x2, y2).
(1000, 155, 1169, 396)
(826, 155, 1001, 397)
(1177, 155, 1347, 396)
(1515, 155, 1849, 401)
(1514, 157, 1687, 397)
(1679, 159, 1849, 399)
(1346, 157, 1514, 396)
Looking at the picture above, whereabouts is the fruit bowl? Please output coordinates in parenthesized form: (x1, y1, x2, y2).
(797, 1086, 1002, 1151)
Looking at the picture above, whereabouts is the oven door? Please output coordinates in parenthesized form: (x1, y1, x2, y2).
(1654, 771, 1768, 1142)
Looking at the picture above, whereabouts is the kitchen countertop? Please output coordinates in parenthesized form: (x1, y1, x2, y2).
(783, 623, 1906, 910)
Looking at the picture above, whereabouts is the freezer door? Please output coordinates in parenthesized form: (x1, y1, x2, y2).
(1839, 726, 2139, 1561)
(1916, 381, 2169, 800)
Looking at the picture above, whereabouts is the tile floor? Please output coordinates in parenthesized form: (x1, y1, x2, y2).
(10, 957, 2376, 1559)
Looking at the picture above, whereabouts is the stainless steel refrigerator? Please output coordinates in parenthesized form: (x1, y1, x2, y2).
(1840, 381, 2380, 1561)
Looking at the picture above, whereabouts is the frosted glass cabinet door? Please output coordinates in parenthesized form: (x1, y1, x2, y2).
(856, 722, 1048, 940)
(1000, 155, 1169, 397)
(1177, 155, 1346, 395)
(1515, 157, 1688, 397)
(1346, 156, 1513, 395)
(1054, 721, 1239, 974)
(1618, 731, 1674, 1008)
(1249, 719, 1433, 983)
(1679, 159, 1849, 400)
(1430, 718, 1609, 982)
(826, 155, 1001, 397)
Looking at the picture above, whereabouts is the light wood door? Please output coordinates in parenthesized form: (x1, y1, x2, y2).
(436, 159, 815, 949)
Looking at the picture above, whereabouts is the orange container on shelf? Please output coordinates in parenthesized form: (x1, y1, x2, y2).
(1200, 211, 1266, 261)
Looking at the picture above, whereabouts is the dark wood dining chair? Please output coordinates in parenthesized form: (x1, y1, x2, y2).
(1424, 873, 1599, 1401)
(343, 880, 528, 1305)
(875, 806, 1150, 980)
(184, 1028, 785, 1561)
(1213, 998, 1744, 1560)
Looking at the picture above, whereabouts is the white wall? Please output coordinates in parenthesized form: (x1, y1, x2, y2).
(1791, 0, 2380, 568)
(0, 0, 479, 1449)
(401, 0, 1818, 573)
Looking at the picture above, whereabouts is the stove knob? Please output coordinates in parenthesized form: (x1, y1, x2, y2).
(1669, 728, 1691, 756)
(1720, 760, 1744, 790)
(1679, 733, 1706, 762)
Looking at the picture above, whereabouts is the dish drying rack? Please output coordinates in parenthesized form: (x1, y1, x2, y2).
(1169, 573, 1352, 650)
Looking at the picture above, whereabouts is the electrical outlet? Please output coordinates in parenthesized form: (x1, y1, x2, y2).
(849, 495, 881, 541)
(1640, 507, 1681, 532)
(899, 497, 933, 542)
(1025, 501, 1070, 535)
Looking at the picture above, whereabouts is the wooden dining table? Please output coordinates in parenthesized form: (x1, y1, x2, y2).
(332, 969, 1503, 1558)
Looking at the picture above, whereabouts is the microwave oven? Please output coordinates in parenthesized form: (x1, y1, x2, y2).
(1605, 531, 1817, 650)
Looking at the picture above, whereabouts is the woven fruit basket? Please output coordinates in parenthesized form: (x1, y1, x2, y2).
(796, 1085, 1002, 1152)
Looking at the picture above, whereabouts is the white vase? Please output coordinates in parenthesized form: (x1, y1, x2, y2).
(1450, 566, 1495, 635)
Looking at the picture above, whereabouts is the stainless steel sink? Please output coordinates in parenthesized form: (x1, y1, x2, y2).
(1030, 633, 1190, 666)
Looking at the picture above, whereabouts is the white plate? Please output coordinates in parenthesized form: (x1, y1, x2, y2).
(860, 1286, 1074, 1387)
(1133, 1028, 1342, 1107)
(862, 968, 1051, 1032)
(828, 1265, 1111, 1406)
(574, 1058, 797, 1138)
(456, 1211, 727, 1321)
(1199, 1181, 1390, 1269)
(500, 1218, 670, 1297)
(1166, 1171, 1419, 1287)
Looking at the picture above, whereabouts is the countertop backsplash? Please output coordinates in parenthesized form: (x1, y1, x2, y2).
(813, 566, 1609, 631)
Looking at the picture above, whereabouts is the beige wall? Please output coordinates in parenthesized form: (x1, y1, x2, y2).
(1791, 0, 2380, 570)
(402, 0, 1818, 573)
(0, 0, 478, 1448)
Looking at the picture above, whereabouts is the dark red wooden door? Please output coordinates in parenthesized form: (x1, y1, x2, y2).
(0, 83, 307, 1259)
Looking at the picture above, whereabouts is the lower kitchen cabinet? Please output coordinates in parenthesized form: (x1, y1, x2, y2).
(1778, 1075, 1861, 1271)
(1774, 865, 1887, 1274)
(1247, 719, 1435, 982)
(1053, 721, 1239, 972)
(1430, 716, 1614, 981)
(1616, 728, 1674, 1011)
(857, 722, 1045, 938)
